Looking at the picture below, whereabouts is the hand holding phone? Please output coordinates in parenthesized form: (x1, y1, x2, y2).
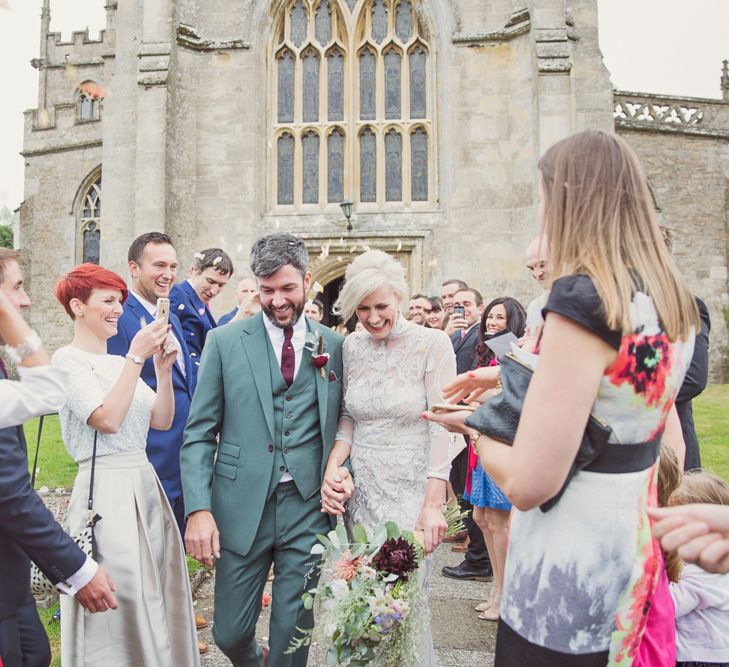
(156, 298, 170, 327)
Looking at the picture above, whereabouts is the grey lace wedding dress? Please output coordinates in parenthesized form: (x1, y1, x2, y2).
(336, 316, 457, 666)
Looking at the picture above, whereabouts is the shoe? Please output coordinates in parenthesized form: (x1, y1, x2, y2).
(451, 536, 470, 553)
(441, 560, 492, 581)
(443, 530, 467, 544)
(195, 614, 208, 630)
(198, 639, 209, 654)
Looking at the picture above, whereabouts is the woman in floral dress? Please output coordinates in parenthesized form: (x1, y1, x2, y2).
(428, 130, 697, 666)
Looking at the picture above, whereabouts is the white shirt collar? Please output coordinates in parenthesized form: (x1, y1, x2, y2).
(262, 311, 308, 339)
(131, 290, 157, 317)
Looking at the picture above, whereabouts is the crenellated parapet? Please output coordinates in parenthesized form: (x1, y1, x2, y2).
(36, 29, 112, 70)
(614, 90, 729, 140)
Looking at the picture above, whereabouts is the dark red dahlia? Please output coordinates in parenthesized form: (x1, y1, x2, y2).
(372, 537, 418, 581)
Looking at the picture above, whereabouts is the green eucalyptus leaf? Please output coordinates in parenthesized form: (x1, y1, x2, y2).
(385, 521, 400, 539)
(352, 524, 368, 544)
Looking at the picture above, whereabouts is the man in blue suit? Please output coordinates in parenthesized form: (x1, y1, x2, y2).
(107, 232, 195, 535)
(170, 248, 233, 383)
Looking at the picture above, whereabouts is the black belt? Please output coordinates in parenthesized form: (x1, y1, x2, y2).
(584, 435, 661, 475)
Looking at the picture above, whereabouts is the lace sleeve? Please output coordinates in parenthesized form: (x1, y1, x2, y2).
(424, 330, 457, 480)
(335, 337, 354, 445)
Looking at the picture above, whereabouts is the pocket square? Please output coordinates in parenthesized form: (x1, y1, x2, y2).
(329, 370, 338, 382)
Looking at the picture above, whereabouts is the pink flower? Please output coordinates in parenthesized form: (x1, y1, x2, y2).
(333, 550, 361, 581)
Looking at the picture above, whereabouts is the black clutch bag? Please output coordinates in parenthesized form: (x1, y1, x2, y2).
(465, 353, 612, 512)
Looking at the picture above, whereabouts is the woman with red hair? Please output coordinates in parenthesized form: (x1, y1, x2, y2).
(52, 263, 200, 666)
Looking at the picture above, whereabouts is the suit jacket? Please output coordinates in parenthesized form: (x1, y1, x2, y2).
(676, 297, 711, 471)
(180, 312, 344, 557)
(0, 420, 86, 619)
(451, 324, 481, 374)
(169, 282, 217, 381)
(107, 292, 195, 501)
(217, 306, 238, 327)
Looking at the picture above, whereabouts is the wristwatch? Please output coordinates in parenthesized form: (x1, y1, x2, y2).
(125, 353, 144, 366)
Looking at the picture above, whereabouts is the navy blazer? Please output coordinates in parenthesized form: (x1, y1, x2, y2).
(217, 306, 238, 327)
(450, 325, 481, 374)
(107, 292, 195, 501)
(170, 282, 217, 378)
(0, 421, 86, 619)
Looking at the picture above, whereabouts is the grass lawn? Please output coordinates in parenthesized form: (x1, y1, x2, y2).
(24, 415, 77, 489)
(692, 384, 729, 480)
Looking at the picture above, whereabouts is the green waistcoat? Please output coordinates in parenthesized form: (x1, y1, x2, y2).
(266, 336, 324, 500)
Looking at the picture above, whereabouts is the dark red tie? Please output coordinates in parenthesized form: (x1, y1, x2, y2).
(281, 326, 295, 386)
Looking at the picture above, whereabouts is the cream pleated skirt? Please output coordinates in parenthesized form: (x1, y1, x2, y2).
(61, 451, 200, 667)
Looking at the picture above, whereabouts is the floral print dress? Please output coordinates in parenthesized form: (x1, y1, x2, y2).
(496, 274, 695, 666)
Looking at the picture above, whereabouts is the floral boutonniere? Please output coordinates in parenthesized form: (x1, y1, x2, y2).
(306, 332, 329, 379)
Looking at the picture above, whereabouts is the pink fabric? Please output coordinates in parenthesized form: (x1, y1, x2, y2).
(634, 550, 676, 667)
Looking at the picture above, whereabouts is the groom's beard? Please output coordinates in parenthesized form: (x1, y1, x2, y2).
(262, 299, 305, 329)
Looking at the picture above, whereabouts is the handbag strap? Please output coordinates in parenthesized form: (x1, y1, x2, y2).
(87, 430, 98, 511)
(30, 414, 45, 488)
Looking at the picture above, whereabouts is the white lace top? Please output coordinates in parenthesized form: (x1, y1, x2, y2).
(337, 317, 457, 532)
(52, 346, 155, 462)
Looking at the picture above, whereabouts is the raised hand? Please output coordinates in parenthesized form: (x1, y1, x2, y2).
(442, 366, 500, 405)
(129, 320, 168, 360)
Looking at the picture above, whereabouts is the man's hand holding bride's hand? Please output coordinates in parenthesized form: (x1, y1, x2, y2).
(185, 510, 221, 567)
(321, 466, 354, 515)
(415, 504, 447, 555)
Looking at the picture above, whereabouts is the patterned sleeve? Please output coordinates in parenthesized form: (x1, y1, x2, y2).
(424, 330, 457, 480)
(335, 336, 354, 445)
(543, 274, 622, 350)
(51, 348, 105, 425)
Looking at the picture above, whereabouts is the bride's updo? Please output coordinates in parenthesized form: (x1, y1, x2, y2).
(333, 250, 409, 322)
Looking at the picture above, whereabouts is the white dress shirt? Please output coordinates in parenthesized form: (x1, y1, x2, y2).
(262, 313, 308, 483)
(131, 291, 187, 378)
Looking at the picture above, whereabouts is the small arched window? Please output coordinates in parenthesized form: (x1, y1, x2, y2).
(79, 175, 101, 264)
(77, 82, 103, 122)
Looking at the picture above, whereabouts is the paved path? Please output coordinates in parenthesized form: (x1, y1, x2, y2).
(195, 544, 497, 666)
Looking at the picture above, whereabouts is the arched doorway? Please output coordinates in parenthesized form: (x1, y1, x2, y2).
(320, 275, 344, 327)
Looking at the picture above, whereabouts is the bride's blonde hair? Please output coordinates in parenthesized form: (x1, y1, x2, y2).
(333, 250, 409, 322)
(538, 130, 699, 341)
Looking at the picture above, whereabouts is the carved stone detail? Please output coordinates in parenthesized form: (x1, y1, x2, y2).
(452, 8, 530, 45)
(614, 100, 704, 126)
(176, 23, 250, 52)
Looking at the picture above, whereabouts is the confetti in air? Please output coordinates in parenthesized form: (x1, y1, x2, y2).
(338, 237, 345, 246)
(312, 281, 324, 294)
(361, 245, 371, 252)
(319, 241, 330, 259)
(194, 252, 205, 260)
(178, 304, 185, 310)
(78, 80, 108, 99)
(212, 256, 222, 266)
(396, 240, 402, 252)
(349, 245, 358, 254)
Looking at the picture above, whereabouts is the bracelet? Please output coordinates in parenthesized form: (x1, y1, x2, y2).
(4, 331, 42, 364)
(125, 353, 144, 366)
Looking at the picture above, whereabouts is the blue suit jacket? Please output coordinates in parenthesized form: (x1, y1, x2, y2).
(107, 292, 195, 501)
(170, 282, 217, 371)
(217, 306, 238, 327)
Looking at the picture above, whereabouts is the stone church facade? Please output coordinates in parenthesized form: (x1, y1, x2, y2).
(20, 0, 729, 379)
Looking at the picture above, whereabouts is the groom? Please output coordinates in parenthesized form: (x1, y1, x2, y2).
(181, 234, 351, 666)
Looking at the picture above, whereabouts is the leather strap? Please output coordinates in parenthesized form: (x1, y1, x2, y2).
(30, 414, 44, 487)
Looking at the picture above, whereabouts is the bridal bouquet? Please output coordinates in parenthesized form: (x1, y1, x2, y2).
(287, 502, 466, 666)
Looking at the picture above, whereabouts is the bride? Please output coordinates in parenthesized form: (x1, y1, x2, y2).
(321, 249, 457, 665)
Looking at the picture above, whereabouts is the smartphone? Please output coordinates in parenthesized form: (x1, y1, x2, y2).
(430, 403, 476, 413)
(453, 305, 465, 318)
(156, 297, 170, 327)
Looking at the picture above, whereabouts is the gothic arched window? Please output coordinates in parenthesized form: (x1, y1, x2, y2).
(77, 82, 102, 122)
(270, 0, 434, 210)
(80, 176, 101, 264)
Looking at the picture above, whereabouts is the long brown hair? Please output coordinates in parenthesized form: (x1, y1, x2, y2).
(538, 131, 699, 341)
(657, 445, 683, 582)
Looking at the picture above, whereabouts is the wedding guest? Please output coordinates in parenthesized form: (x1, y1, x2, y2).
(467, 297, 525, 621)
(218, 276, 261, 326)
(304, 298, 325, 322)
(408, 293, 430, 325)
(427, 130, 698, 665)
(170, 247, 233, 379)
(668, 472, 729, 667)
(424, 296, 448, 330)
(660, 227, 712, 472)
(53, 263, 199, 666)
(0, 252, 116, 667)
(523, 235, 550, 340)
(440, 279, 468, 315)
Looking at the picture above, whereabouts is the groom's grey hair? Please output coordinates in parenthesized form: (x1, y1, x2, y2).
(250, 234, 308, 278)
